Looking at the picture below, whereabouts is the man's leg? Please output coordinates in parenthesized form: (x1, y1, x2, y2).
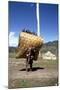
(30, 60, 33, 71)
(26, 58, 28, 71)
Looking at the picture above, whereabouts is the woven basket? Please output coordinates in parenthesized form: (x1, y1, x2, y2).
(16, 32, 43, 60)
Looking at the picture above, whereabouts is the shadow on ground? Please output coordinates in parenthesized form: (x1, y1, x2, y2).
(20, 67, 44, 71)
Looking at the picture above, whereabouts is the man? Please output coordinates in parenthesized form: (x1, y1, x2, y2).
(26, 47, 36, 71)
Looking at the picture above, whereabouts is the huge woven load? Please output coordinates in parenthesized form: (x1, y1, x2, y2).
(16, 31, 43, 60)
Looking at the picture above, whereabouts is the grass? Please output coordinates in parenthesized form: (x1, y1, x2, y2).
(9, 52, 16, 58)
(9, 79, 31, 88)
(33, 59, 58, 70)
(9, 77, 58, 89)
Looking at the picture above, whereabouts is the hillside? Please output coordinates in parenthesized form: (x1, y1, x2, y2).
(40, 40, 58, 57)
(9, 40, 58, 57)
(9, 47, 16, 53)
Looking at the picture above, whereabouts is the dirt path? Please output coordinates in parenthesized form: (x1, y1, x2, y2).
(8, 58, 58, 88)
(8, 58, 58, 79)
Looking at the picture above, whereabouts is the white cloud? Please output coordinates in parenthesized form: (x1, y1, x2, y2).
(9, 32, 18, 47)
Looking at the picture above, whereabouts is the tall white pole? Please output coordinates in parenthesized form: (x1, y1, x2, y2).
(36, 3, 40, 36)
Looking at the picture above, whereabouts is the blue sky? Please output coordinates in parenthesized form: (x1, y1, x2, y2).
(9, 1, 58, 46)
(39, 4, 58, 42)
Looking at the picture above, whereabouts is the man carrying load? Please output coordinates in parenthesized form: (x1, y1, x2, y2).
(16, 30, 43, 72)
(26, 47, 36, 71)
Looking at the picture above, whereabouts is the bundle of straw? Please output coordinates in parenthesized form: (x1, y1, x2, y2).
(16, 32, 43, 60)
